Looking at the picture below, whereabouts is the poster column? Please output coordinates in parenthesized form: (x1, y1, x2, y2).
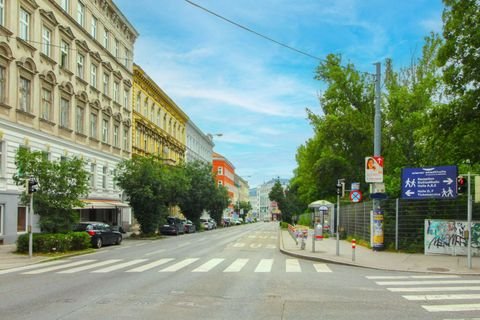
(372, 209, 384, 251)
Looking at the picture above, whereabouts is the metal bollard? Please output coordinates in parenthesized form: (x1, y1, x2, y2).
(352, 239, 356, 262)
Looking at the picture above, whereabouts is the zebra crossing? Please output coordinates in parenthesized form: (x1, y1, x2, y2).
(0, 257, 332, 275)
(366, 274, 480, 315)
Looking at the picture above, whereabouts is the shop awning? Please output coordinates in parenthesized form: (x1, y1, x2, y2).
(308, 200, 334, 208)
(77, 199, 130, 209)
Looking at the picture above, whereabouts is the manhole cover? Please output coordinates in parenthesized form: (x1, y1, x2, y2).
(427, 267, 450, 272)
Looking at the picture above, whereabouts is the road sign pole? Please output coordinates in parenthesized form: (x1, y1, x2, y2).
(467, 172, 472, 269)
(372, 62, 383, 250)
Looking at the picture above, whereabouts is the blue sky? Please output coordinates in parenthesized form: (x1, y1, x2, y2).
(115, 0, 444, 188)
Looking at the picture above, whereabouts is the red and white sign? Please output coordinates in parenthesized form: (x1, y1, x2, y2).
(350, 190, 363, 203)
(365, 156, 384, 183)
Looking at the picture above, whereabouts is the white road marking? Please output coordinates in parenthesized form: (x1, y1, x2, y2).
(422, 303, 480, 312)
(0, 260, 70, 275)
(249, 243, 262, 248)
(192, 258, 225, 272)
(367, 275, 460, 280)
(265, 244, 276, 249)
(126, 258, 174, 272)
(403, 294, 480, 301)
(314, 264, 332, 273)
(58, 259, 122, 273)
(223, 259, 249, 273)
(255, 259, 273, 273)
(159, 258, 199, 272)
(376, 280, 480, 286)
(91, 259, 148, 273)
(144, 249, 166, 256)
(233, 243, 245, 248)
(285, 259, 301, 272)
(388, 286, 480, 292)
(23, 260, 95, 274)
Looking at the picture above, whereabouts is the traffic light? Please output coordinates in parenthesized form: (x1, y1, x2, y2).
(457, 176, 466, 194)
(28, 177, 39, 194)
(336, 182, 345, 197)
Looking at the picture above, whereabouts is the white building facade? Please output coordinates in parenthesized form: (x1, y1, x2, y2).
(256, 178, 289, 221)
(185, 120, 214, 164)
(0, 0, 138, 244)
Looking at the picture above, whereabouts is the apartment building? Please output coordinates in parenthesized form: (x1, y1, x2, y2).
(212, 152, 235, 202)
(185, 120, 214, 165)
(0, 0, 138, 244)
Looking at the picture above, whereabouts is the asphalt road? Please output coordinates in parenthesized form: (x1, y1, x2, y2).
(1, 222, 479, 320)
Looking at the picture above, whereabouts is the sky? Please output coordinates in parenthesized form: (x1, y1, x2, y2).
(115, 0, 444, 188)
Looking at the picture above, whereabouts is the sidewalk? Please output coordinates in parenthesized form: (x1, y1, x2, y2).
(279, 228, 480, 275)
(0, 244, 50, 270)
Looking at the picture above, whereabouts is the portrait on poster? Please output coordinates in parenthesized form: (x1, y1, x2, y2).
(365, 156, 384, 183)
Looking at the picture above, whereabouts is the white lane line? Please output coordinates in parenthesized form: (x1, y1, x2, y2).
(233, 243, 245, 248)
(126, 258, 174, 272)
(367, 275, 460, 280)
(265, 244, 276, 249)
(0, 260, 70, 275)
(23, 260, 95, 274)
(285, 259, 301, 273)
(159, 258, 199, 272)
(223, 259, 249, 273)
(192, 258, 224, 272)
(388, 286, 480, 292)
(58, 259, 122, 273)
(254, 259, 273, 273)
(249, 244, 262, 249)
(422, 303, 480, 312)
(92, 259, 148, 273)
(403, 293, 480, 301)
(314, 264, 332, 273)
(376, 280, 480, 286)
(144, 249, 166, 256)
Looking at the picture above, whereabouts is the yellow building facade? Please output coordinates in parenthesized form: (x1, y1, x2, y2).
(132, 64, 188, 164)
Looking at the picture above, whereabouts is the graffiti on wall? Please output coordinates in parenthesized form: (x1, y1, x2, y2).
(425, 219, 480, 255)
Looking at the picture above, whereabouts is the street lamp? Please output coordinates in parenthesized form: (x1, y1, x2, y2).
(207, 133, 223, 140)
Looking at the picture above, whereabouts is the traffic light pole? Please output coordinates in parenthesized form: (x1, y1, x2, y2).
(467, 172, 472, 269)
(29, 192, 33, 258)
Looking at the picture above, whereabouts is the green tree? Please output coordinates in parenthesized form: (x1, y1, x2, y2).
(208, 185, 230, 225)
(269, 179, 287, 220)
(13, 147, 89, 233)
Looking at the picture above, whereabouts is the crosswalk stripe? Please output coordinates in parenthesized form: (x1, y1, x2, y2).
(388, 286, 480, 292)
(23, 260, 95, 274)
(58, 259, 122, 274)
(126, 258, 174, 272)
(266, 244, 276, 249)
(192, 258, 224, 272)
(223, 258, 249, 273)
(233, 243, 245, 248)
(91, 259, 148, 273)
(367, 275, 460, 280)
(314, 264, 332, 273)
(422, 303, 480, 312)
(286, 259, 301, 272)
(255, 259, 273, 273)
(403, 294, 480, 301)
(376, 280, 480, 286)
(0, 260, 69, 275)
(159, 258, 199, 272)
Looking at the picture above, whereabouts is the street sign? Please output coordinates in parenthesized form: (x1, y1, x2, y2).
(401, 166, 458, 199)
(351, 182, 360, 191)
(365, 156, 384, 183)
(350, 190, 363, 203)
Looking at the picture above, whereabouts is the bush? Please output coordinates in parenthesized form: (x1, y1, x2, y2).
(297, 213, 311, 227)
(16, 232, 91, 253)
(279, 221, 288, 229)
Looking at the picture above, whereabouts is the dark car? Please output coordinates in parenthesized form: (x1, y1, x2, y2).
(160, 217, 185, 235)
(73, 221, 122, 249)
(183, 220, 196, 233)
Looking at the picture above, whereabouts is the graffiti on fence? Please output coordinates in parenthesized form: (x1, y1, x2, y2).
(425, 219, 480, 255)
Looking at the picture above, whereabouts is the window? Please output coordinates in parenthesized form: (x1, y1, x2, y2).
(60, 98, 70, 128)
(60, 0, 70, 12)
(103, 73, 109, 95)
(157, 110, 161, 126)
(76, 106, 84, 134)
(17, 207, 27, 232)
(90, 112, 97, 138)
(123, 128, 128, 149)
(135, 93, 140, 112)
(135, 128, 140, 147)
(102, 166, 107, 189)
(77, 53, 84, 79)
(114, 38, 119, 58)
(90, 64, 97, 88)
(124, 48, 130, 68)
(0, 66, 6, 104)
(124, 89, 129, 109)
(60, 41, 69, 69)
(41, 88, 52, 120)
(143, 99, 148, 116)
(217, 167, 223, 175)
(89, 163, 96, 188)
(0, 0, 5, 26)
(113, 81, 119, 103)
(0, 141, 3, 176)
(103, 28, 109, 49)
(113, 124, 119, 147)
(0, 204, 3, 236)
(90, 15, 97, 38)
(77, 1, 85, 26)
(19, 77, 31, 113)
(42, 27, 52, 57)
(218, 180, 223, 186)
(19, 8, 30, 41)
(102, 119, 109, 143)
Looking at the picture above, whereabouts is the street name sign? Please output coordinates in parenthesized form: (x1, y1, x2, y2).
(401, 166, 458, 199)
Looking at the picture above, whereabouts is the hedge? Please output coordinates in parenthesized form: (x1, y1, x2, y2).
(16, 232, 91, 253)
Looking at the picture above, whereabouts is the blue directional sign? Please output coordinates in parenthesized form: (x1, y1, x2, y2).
(401, 166, 458, 199)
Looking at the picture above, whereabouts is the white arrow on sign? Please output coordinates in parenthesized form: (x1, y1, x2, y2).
(405, 190, 415, 197)
(443, 177, 453, 185)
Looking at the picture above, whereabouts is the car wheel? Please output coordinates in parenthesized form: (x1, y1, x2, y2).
(116, 235, 122, 245)
(95, 237, 103, 249)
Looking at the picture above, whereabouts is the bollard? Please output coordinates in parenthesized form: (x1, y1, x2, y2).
(352, 239, 356, 262)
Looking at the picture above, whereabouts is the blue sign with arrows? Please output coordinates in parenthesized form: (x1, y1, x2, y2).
(401, 166, 458, 199)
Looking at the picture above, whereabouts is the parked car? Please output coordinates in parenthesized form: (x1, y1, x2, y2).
(208, 218, 217, 229)
(200, 218, 213, 230)
(183, 220, 196, 233)
(160, 217, 185, 235)
(73, 221, 122, 249)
